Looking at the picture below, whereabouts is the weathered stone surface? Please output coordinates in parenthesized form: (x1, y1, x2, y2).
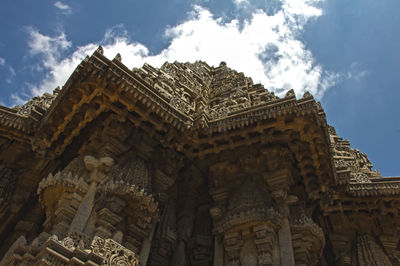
(0, 48, 399, 265)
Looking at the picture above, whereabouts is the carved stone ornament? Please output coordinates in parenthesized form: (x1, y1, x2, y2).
(14, 88, 60, 117)
(91, 236, 139, 266)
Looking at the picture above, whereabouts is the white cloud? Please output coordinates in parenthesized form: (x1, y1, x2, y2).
(54, 1, 71, 13)
(347, 62, 369, 81)
(348, 70, 368, 81)
(8, 66, 15, 76)
(135, 2, 333, 99)
(25, 27, 75, 95)
(6, 66, 16, 84)
(283, 0, 322, 19)
(25, 27, 97, 97)
(0, 57, 17, 85)
(27, 27, 71, 62)
(18, 0, 343, 105)
(233, 0, 250, 6)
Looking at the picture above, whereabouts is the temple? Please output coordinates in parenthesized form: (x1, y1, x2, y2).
(0, 47, 399, 265)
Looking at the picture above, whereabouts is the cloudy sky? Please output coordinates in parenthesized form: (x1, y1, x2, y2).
(0, 0, 399, 176)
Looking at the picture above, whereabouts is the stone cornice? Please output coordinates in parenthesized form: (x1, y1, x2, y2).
(0, 107, 31, 130)
(205, 95, 322, 133)
(0, 106, 33, 143)
(347, 178, 400, 197)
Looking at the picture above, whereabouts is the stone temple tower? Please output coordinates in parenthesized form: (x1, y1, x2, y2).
(0, 47, 399, 265)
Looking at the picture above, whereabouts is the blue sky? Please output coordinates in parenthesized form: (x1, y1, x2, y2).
(0, 0, 399, 176)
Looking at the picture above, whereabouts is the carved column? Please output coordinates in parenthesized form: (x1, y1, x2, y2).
(278, 218, 295, 266)
(69, 156, 114, 236)
(214, 235, 224, 266)
(273, 190, 297, 266)
(139, 219, 157, 265)
(69, 182, 97, 233)
(264, 165, 296, 266)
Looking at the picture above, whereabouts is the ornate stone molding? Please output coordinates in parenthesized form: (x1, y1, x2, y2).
(14, 89, 59, 118)
(0, 234, 138, 266)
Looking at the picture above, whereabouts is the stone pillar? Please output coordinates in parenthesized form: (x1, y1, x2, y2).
(277, 216, 295, 266)
(69, 182, 97, 233)
(272, 242, 280, 266)
(139, 220, 157, 265)
(68, 155, 114, 234)
(214, 235, 224, 266)
(273, 190, 297, 266)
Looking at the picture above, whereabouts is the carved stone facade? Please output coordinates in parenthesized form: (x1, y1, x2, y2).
(0, 47, 399, 265)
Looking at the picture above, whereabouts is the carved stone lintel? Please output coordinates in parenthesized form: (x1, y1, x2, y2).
(91, 236, 139, 265)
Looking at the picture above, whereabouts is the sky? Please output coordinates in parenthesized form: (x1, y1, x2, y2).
(0, 0, 399, 176)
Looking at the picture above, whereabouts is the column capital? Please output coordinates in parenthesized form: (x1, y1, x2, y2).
(83, 155, 114, 184)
